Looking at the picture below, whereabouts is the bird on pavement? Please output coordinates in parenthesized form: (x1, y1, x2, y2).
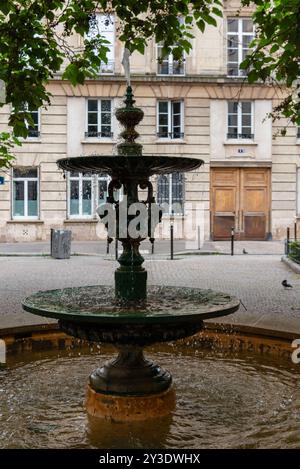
(282, 280, 293, 288)
(242, 248, 248, 254)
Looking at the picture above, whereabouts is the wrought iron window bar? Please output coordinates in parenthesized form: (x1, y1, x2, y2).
(227, 133, 254, 140)
(85, 131, 114, 138)
(157, 132, 184, 139)
(27, 130, 40, 138)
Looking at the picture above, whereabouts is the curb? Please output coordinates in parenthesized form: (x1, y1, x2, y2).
(281, 255, 300, 274)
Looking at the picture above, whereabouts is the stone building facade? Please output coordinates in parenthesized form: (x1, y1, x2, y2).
(0, 0, 299, 243)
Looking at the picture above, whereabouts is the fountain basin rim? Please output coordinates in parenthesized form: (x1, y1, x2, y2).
(22, 285, 240, 325)
(56, 155, 204, 175)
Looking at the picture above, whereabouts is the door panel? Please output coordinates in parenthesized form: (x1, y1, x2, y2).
(211, 168, 270, 240)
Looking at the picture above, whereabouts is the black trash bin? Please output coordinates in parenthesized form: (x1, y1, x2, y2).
(50, 229, 72, 259)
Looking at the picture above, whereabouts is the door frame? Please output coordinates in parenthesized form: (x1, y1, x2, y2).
(210, 166, 271, 241)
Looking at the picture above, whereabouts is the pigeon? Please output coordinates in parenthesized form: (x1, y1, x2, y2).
(242, 248, 248, 254)
(282, 280, 293, 288)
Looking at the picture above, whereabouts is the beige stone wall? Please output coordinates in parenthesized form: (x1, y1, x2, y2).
(1, 2, 299, 242)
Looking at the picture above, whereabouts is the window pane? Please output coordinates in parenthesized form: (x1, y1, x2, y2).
(242, 114, 251, 126)
(242, 35, 253, 48)
(14, 167, 37, 178)
(158, 127, 168, 138)
(158, 62, 169, 74)
(70, 180, 79, 215)
(227, 35, 238, 48)
(228, 114, 237, 127)
(13, 181, 24, 216)
(172, 102, 181, 114)
(159, 114, 168, 126)
(102, 113, 111, 125)
(171, 173, 184, 214)
(157, 175, 169, 205)
(27, 180, 38, 216)
(172, 61, 184, 75)
(242, 102, 251, 113)
(70, 171, 79, 177)
(88, 100, 98, 112)
(98, 179, 108, 204)
(82, 180, 92, 215)
(227, 19, 238, 33)
(227, 64, 239, 76)
(173, 115, 181, 127)
(228, 102, 238, 114)
(228, 49, 238, 61)
(243, 19, 253, 33)
(101, 125, 111, 137)
(88, 113, 98, 125)
(158, 102, 168, 113)
(101, 100, 111, 112)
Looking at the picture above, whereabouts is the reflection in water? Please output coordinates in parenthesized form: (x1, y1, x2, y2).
(1, 344, 300, 448)
(86, 413, 173, 449)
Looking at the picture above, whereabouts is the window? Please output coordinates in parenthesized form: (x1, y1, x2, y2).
(227, 101, 253, 139)
(227, 18, 254, 77)
(157, 44, 184, 75)
(88, 14, 115, 73)
(69, 172, 94, 218)
(157, 173, 184, 215)
(86, 99, 113, 138)
(98, 175, 109, 205)
(68, 173, 111, 218)
(27, 109, 40, 138)
(297, 126, 300, 139)
(12, 167, 38, 219)
(157, 101, 184, 139)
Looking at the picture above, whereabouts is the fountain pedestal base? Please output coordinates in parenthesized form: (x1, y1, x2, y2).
(86, 385, 176, 422)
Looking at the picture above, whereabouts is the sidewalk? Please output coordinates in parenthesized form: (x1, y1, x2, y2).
(0, 239, 285, 257)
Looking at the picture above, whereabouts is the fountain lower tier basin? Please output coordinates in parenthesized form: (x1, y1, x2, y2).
(1, 342, 300, 449)
(56, 155, 203, 177)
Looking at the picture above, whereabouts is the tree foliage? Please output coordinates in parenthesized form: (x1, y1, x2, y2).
(241, 0, 300, 127)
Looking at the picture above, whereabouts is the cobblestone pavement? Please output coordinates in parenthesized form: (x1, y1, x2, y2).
(0, 254, 299, 334)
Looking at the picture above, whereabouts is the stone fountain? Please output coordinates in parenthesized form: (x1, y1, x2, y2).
(22, 86, 240, 421)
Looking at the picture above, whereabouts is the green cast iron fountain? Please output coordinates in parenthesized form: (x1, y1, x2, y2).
(22, 86, 240, 419)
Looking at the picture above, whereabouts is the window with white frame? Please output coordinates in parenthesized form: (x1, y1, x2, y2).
(227, 101, 253, 139)
(157, 173, 184, 215)
(157, 43, 185, 75)
(88, 14, 115, 73)
(12, 167, 39, 219)
(227, 18, 254, 77)
(86, 99, 113, 138)
(157, 101, 184, 139)
(68, 172, 111, 218)
(27, 109, 40, 138)
(69, 172, 94, 218)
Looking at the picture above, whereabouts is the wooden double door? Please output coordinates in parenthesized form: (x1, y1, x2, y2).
(211, 167, 271, 240)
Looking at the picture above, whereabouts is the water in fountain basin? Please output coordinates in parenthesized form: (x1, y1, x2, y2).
(1, 343, 300, 449)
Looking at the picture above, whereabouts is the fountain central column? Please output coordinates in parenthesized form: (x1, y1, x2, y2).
(111, 86, 150, 301)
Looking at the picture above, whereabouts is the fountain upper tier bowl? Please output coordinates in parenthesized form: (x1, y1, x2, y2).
(22, 286, 240, 346)
(56, 155, 204, 177)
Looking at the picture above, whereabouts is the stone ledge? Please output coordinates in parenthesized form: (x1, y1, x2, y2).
(281, 255, 300, 274)
(63, 219, 98, 224)
(6, 220, 44, 224)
